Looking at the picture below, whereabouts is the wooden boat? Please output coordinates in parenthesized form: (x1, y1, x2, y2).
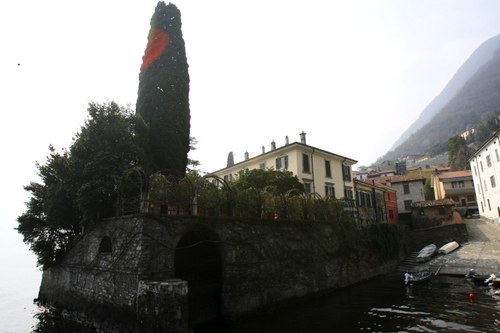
(439, 241, 459, 254)
(465, 270, 498, 286)
(404, 269, 432, 285)
(416, 244, 437, 263)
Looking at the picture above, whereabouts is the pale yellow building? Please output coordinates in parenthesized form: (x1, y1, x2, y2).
(431, 170, 477, 214)
(209, 132, 357, 200)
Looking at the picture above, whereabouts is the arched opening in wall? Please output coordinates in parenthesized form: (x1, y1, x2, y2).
(98, 236, 113, 253)
(174, 230, 222, 326)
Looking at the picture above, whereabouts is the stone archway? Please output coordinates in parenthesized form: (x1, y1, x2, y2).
(174, 230, 222, 326)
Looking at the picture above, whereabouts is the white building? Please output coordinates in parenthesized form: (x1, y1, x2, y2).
(469, 129, 500, 222)
(210, 132, 357, 200)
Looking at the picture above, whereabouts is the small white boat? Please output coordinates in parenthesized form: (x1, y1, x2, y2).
(439, 241, 459, 254)
(416, 244, 437, 263)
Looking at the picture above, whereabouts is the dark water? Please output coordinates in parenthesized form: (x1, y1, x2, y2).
(195, 274, 500, 333)
(30, 274, 500, 333)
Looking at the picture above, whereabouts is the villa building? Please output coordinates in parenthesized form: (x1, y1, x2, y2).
(469, 129, 500, 222)
(210, 132, 357, 201)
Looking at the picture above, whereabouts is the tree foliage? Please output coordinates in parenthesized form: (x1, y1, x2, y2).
(448, 135, 474, 170)
(232, 169, 304, 197)
(17, 102, 144, 267)
(136, 1, 190, 177)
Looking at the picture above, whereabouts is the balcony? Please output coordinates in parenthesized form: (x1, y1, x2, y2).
(444, 188, 475, 196)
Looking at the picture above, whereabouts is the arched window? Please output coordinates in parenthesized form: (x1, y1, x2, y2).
(98, 236, 112, 253)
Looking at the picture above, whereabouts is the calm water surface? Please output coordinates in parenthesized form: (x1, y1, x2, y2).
(15, 274, 500, 333)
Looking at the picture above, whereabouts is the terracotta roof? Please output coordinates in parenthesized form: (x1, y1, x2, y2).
(374, 175, 425, 184)
(436, 170, 472, 179)
(412, 199, 455, 208)
(357, 179, 397, 192)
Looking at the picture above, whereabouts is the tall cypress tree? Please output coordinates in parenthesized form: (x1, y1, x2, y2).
(136, 2, 190, 177)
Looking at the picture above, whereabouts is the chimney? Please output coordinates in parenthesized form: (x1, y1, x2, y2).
(271, 140, 276, 150)
(244, 151, 249, 160)
(226, 151, 234, 167)
(300, 131, 307, 144)
(262, 145, 265, 154)
(285, 135, 289, 145)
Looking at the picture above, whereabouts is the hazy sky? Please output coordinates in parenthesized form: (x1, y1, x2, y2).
(2, 0, 500, 239)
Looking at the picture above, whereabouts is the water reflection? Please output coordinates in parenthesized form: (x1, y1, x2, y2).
(32, 275, 500, 333)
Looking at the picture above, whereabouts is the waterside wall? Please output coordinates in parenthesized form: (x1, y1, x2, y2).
(38, 216, 406, 332)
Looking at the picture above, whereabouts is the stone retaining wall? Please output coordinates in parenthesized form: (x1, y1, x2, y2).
(38, 216, 405, 332)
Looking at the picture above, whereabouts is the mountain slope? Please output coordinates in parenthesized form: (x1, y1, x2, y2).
(382, 44, 500, 161)
(390, 33, 500, 150)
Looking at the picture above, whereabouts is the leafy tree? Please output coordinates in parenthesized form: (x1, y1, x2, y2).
(423, 178, 435, 201)
(231, 169, 304, 218)
(448, 135, 465, 167)
(136, 2, 190, 177)
(70, 102, 144, 223)
(17, 147, 80, 267)
(448, 135, 474, 170)
(233, 169, 304, 196)
(17, 102, 144, 267)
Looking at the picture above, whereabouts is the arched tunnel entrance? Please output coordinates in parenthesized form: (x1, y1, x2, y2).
(174, 230, 222, 326)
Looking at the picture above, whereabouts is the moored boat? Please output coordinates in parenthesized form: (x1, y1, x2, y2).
(404, 269, 432, 285)
(416, 244, 437, 263)
(465, 270, 499, 286)
(439, 241, 459, 254)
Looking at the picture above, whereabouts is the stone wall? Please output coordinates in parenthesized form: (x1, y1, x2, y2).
(409, 222, 468, 250)
(38, 216, 405, 332)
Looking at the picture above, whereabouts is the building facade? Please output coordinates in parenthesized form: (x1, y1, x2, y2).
(354, 179, 398, 225)
(210, 133, 357, 201)
(431, 170, 477, 214)
(469, 129, 500, 222)
(372, 175, 426, 218)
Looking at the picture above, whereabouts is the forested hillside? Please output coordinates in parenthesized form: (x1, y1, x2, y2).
(390, 33, 500, 150)
(381, 43, 500, 163)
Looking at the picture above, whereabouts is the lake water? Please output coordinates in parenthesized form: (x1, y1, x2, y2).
(2, 224, 500, 333)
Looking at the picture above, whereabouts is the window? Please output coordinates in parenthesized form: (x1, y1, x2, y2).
(98, 236, 112, 253)
(480, 161, 484, 172)
(302, 154, 310, 173)
(325, 160, 331, 178)
(325, 184, 335, 198)
(344, 187, 353, 200)
(474, 166, 477, 176)
(496, 149, 499, 162)
(358, 192, 372, 207)
(484, 180, 488, 192)
(259, 162, 266, 170)
(303, 182, 312, 193)
(467, 195, 475, 202)
(488, 199, 491, 211)
(487, 155, 492, 167)
(452, 181, 465, 188)
(343, 165, 351, 181)
(358, 192, 365, 206)
(403, 183, 410, 194)
(223, 174, 233, 182)
(478, 183, 481, 195)
(404, 200, 412, 211)
(491, 176, 497, 188)
(276, 155, 288, 170)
